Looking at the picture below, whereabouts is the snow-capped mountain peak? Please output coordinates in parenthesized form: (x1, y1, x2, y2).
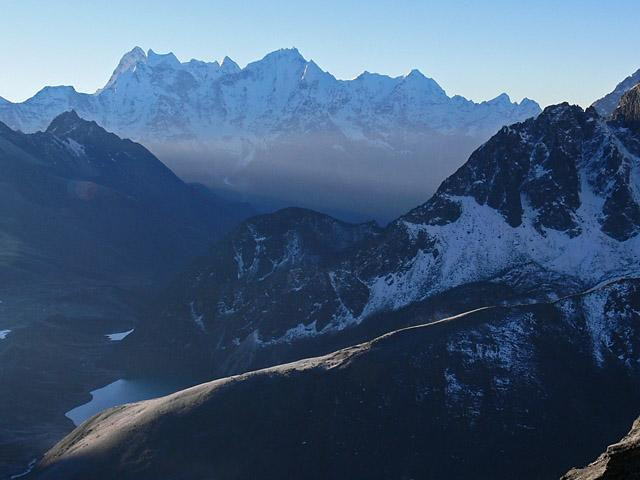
(146, 49, 181, 68)
(103, 46, 147, 90)
(220, 55, 240, 74)
(486, 92, 511, 104)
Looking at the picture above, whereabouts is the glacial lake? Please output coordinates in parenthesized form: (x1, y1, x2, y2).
(105, 328, 134, 341)
(65, 378, 191, 426)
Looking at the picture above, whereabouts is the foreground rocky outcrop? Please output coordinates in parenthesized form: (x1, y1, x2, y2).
(561, 416, 640, 479)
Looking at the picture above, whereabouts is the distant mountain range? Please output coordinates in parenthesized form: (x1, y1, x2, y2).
(0, 47, 541, 221)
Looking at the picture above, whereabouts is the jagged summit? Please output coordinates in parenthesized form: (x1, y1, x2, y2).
(487, 92, 511, 104)
(220, 55, 240, 73)
(46, 110, 90, 134)
(146, 49, 181, 68)
(102, 47, 147, 90)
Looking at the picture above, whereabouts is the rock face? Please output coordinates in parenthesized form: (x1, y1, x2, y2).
(0, 47, 541, 220)
(613, 84, 640, 132)
(122, 101, 640, 379)
(561, 416, 640, 480)
(592, 67, 640, 117)
(35, 279, 640, 480)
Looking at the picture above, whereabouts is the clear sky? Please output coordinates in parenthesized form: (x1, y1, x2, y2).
(0, 0, 637, 107)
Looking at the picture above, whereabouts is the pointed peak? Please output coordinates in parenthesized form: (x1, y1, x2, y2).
(125, 46, 146, 61)
(404, 68, 426, 79)
(397, 69, 447, 98)
(46, 110, 100, 138)
(488, 92, 511, 104)
(46, 110, 82, 132)
(102, 46, 147, 90)
(220, 56, 240, 74)
(518, 97, 541, 111)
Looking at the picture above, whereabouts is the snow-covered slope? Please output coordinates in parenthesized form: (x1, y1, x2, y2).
(121, 100, 640, 380)
(0, 47, 541, 220)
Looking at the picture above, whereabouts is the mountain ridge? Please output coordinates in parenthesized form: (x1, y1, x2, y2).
(0, 47, 541, 221)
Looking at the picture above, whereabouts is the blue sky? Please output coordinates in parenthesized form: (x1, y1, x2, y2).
(0, 0, 637, 106)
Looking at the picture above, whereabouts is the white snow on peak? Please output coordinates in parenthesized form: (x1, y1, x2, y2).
(102, 46, 147, 90)
(63, 137, 86, 157)
(3, 46, 540, 140)
(146, 49, 181, 68)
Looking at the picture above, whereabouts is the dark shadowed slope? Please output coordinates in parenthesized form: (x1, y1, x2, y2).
(561, 416, 640, 480)
(35, 278, 640, 480)
(0, 112, 252, 477)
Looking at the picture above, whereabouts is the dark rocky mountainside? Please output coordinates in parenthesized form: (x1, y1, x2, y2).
(613, 84, 640, 132)
(0, 110, 251, 293)
(561, 416, 640, 480)
(34, 278, 640, 480)
(122, 100, 640, 380)
(0, 112, 252, 477)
